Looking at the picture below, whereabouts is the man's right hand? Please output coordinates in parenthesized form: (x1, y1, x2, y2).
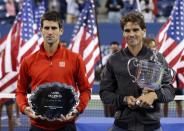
(24, 106, 39, 119)
(126, 96, 137, 108)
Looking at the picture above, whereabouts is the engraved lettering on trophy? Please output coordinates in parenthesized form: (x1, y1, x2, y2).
(44, 105, 63, 109)
(48, 91, 62, 99)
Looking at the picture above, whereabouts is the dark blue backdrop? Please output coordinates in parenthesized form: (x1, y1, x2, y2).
(0, 23, 163, 46)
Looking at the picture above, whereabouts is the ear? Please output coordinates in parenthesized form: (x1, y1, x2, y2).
(143, 29, 146, 37)
(40, 27, 43, 33)
(60, 28, 63, 35)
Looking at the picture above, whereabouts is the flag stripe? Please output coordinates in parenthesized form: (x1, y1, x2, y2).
(85, 45, 100, 73)
(157, 20, 171, 43)
(0, 74, 18, 92)
(69, 0, 101, 86)
(70, 28, 84, 53)
(0, 0, 45, 95)
(0, 72, 18, 89)
(17, 34, 38, 62)
(83, 35, 98, 60)
(156, 0, 184, 88)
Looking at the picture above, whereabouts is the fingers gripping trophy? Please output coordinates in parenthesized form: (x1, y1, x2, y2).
(127, 50, 175, 108)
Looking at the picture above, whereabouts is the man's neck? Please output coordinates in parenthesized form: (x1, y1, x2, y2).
(128, 44, 142, 56)
(44, 42, 59, 56)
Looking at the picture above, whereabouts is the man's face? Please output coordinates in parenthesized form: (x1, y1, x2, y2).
(41, 20, 63, 46)
(123, 22, 145, 47)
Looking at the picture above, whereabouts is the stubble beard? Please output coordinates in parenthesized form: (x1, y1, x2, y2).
(47, 42, 54, 46)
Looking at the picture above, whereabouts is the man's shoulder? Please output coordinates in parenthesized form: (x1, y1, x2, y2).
(107, 50, 123, 65)
(62, 48, 81, 59)
(63, 47, 77, 55)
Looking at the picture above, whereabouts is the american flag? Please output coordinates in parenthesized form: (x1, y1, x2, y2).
(69, 0, 101, 85)
(0, 0, 45, 94)
(156, 0, 184, 87)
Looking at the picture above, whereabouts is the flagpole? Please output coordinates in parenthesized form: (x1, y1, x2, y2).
(136, 0, 141, 12)
(92, 0, 103, 66)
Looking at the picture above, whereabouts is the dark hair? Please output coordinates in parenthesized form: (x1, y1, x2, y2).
(41, 11, 63, 29)
(120, 11, 146, 30)
(109, 41, 119, 46)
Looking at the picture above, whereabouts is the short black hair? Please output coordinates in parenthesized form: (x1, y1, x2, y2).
(41, 11, 63, 29)
(109, 41, 119, 46)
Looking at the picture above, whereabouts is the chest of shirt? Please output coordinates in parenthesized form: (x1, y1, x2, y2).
(28, 56, 76, 84)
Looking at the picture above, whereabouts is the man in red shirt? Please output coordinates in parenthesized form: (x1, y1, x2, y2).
(16, 11, 91, 131)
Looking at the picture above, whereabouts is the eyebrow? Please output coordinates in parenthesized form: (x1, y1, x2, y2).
(43, 26, 58, 30)
(124, 28, 140, 33)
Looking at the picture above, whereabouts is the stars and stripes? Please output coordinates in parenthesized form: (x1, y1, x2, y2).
(156, 0, 184, 87)
(69, 0, 101, 85)
(0, 0, 45, 94)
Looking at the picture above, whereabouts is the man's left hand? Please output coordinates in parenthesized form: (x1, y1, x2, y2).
(136, 91, 158, 108)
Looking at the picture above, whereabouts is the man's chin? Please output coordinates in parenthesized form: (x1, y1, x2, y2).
(127, 43, 138, 47)
(47, 42, 54, 46)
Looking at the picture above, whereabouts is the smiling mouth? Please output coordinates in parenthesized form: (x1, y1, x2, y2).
(48, 42, 54, 45)
(47, 37, 52, 39)
(127, 39, 135, 42)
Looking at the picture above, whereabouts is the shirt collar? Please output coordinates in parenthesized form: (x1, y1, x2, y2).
(123, 45, 148, 57)
(40, 42, 62, 58)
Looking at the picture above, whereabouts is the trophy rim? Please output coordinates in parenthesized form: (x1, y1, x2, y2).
(28, 82, 79, 121)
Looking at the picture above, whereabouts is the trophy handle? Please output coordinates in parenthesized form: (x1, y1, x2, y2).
(169, 68, 176, 83)
(161, 68, 176, 87)
(127, 57, 139, 83)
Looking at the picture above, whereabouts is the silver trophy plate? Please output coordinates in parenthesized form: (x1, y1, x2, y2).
(29, 82, 79, 121)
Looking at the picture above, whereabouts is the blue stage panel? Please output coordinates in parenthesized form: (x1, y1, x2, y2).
(161, 118, 184, 131)
(76, 117, 184, 131)
(77, 117, 113, 131)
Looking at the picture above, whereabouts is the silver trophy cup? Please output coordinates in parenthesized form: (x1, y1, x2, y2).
(127, 56, 175, 108)
(128, 58, 164, 90)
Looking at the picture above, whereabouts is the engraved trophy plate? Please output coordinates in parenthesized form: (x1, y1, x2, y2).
(136, 60, 164, 90)
(29, 82, 79, 121)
